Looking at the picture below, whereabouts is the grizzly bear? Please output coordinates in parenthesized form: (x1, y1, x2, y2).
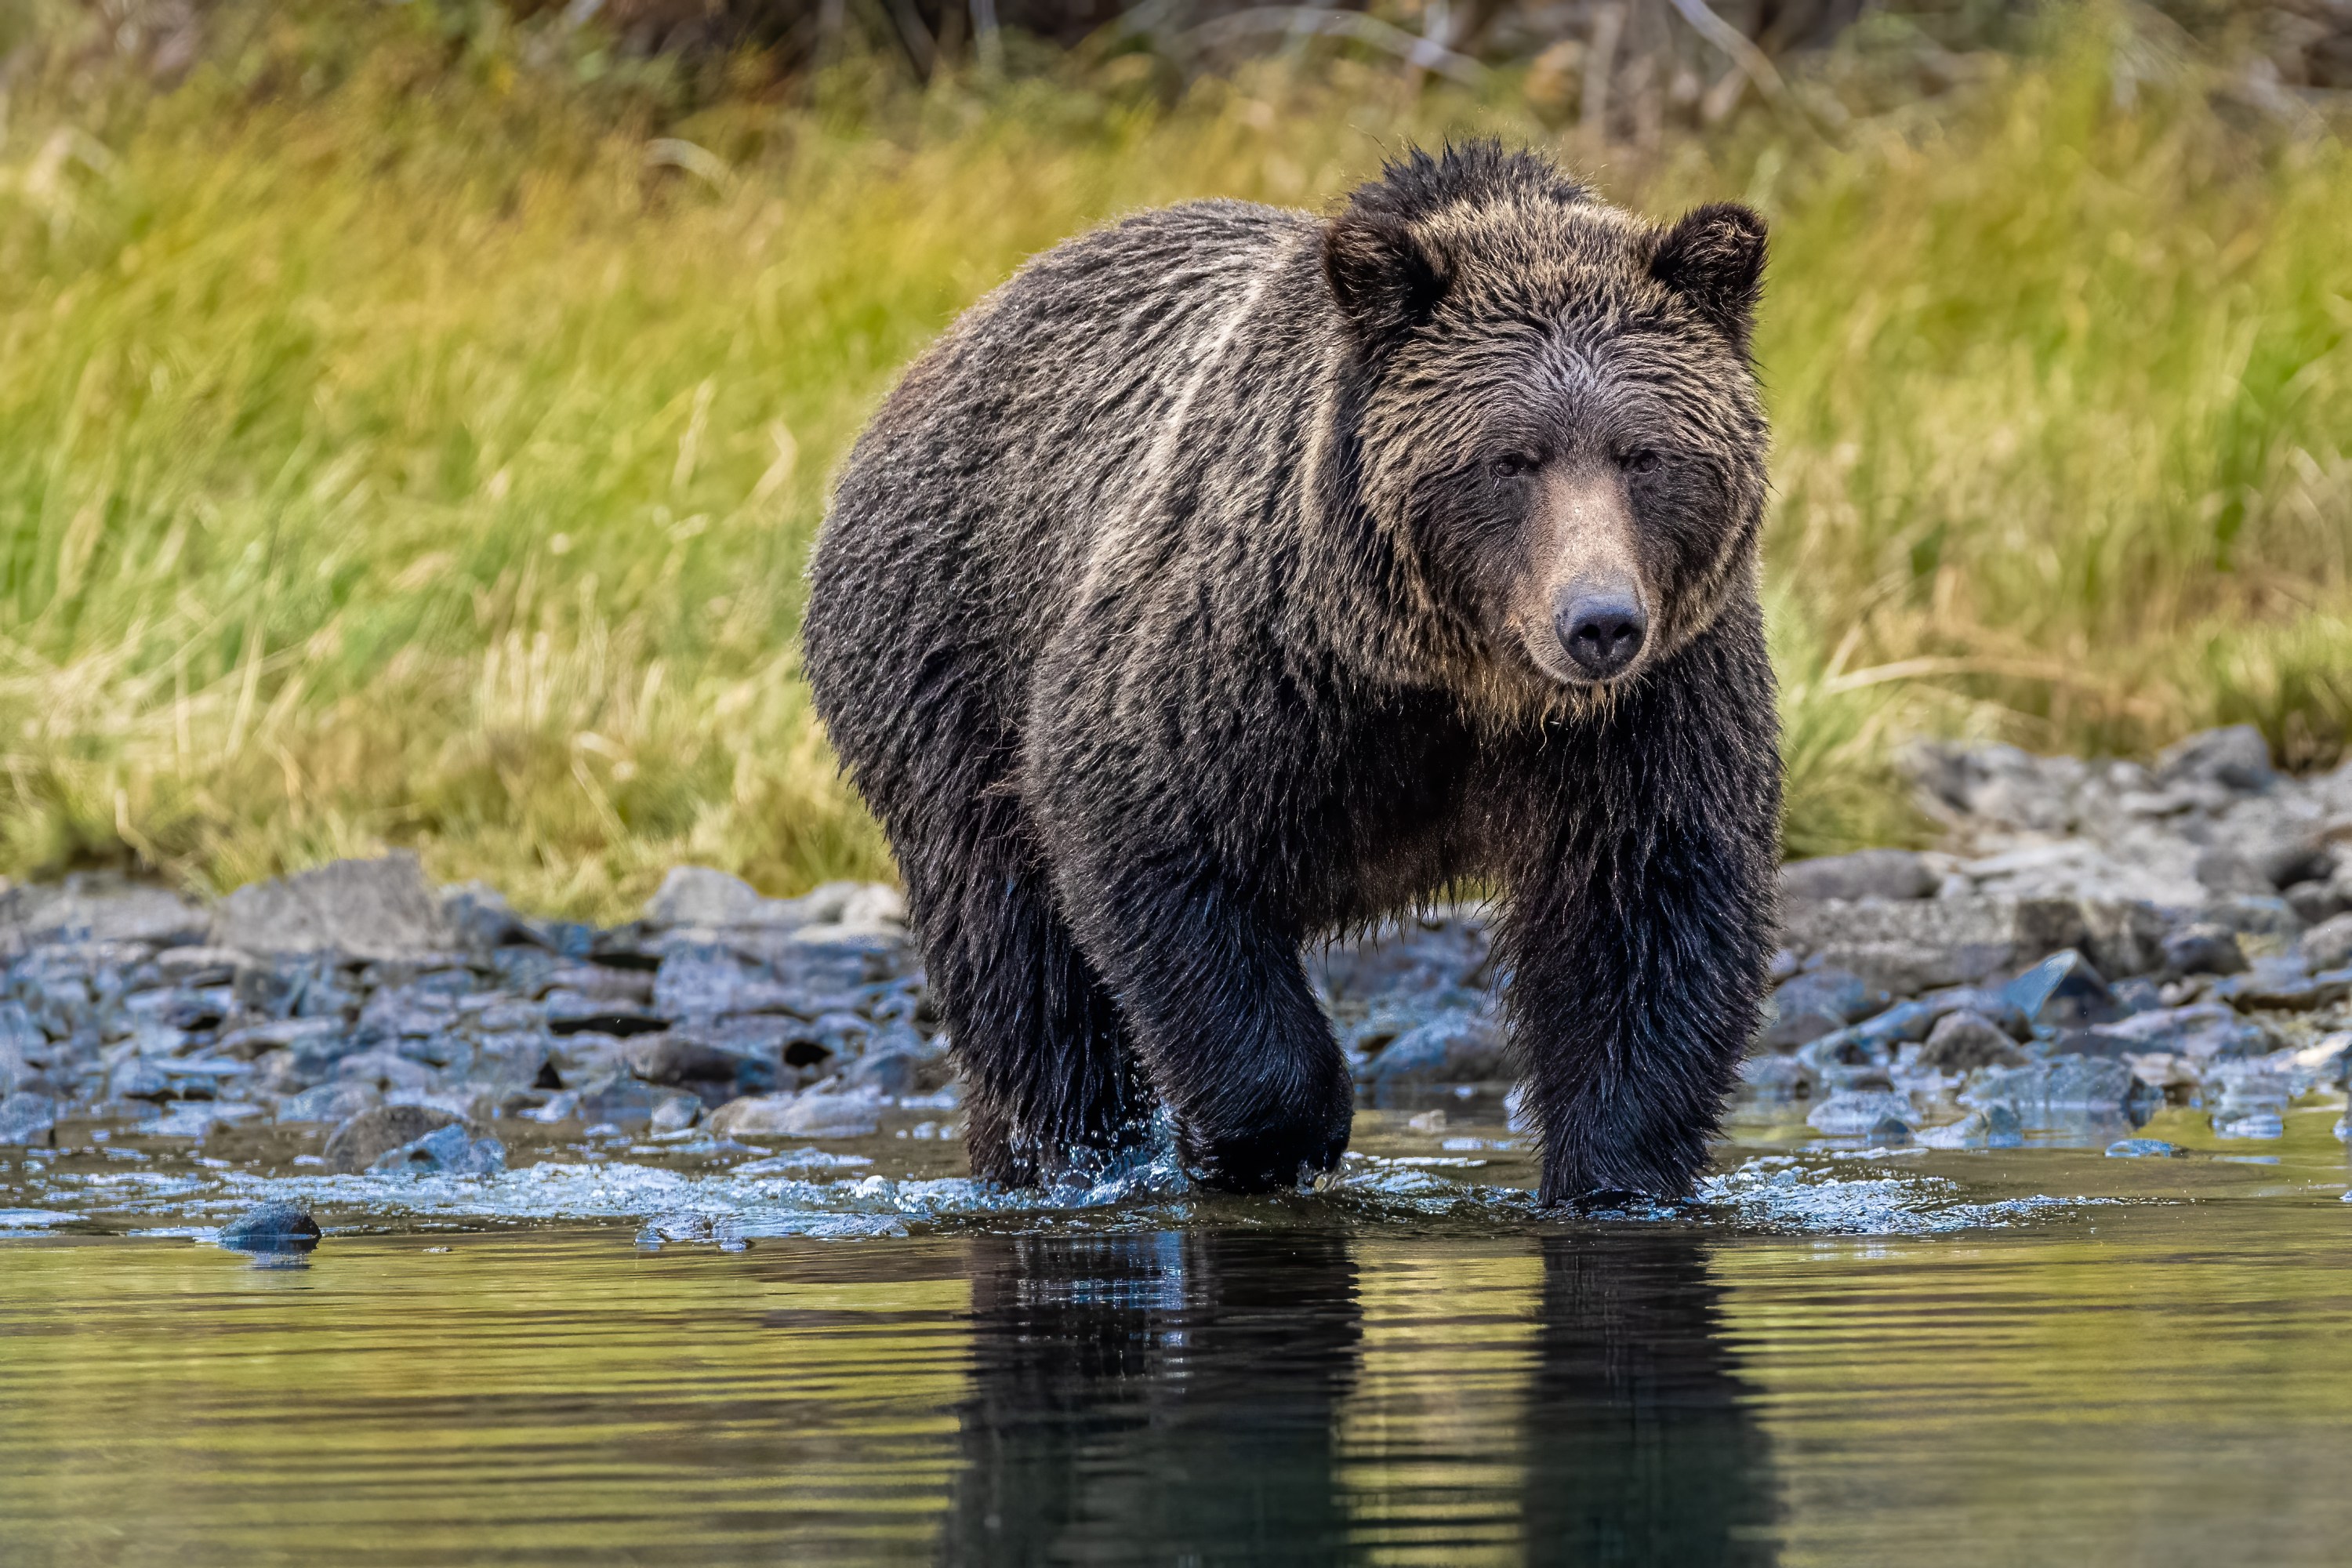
(804, 143, 1780, 1203)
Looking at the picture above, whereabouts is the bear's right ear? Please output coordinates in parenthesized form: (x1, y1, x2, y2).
(1323, 212, 1452, 352)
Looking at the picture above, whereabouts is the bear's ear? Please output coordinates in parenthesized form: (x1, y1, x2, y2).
(1323, 211, 1453, 351)
(1648, 202, 1767, 351)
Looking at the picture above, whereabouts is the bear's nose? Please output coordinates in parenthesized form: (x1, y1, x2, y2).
(1555, 590, 1647, 678)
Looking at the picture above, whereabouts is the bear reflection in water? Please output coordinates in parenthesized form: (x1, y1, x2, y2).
(941, 1229, 1776, 1565)
(1523, 1232, 1779, 1567)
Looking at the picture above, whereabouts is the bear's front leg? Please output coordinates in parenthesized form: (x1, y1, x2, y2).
(1061, 858, 1354, 1192)
(1502, 658, 1780, 1204)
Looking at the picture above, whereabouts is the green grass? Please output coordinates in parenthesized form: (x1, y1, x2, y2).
(1, 3, 2347, 916)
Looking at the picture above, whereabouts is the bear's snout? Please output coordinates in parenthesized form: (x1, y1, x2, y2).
(1553, 583, 1648, 679)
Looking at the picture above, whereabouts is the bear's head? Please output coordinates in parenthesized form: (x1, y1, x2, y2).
(1325, 143, 1768, 707)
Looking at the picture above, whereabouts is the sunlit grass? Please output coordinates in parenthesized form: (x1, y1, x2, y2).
(0, 3, 2345, 916)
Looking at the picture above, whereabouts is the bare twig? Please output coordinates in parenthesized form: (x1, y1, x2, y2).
(1661, 0, 1840, 134)
(1179, 7, 1489, 87)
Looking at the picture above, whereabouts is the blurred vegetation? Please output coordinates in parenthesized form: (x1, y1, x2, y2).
(0, 0, 2346, 913)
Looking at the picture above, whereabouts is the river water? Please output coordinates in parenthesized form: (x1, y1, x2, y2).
(5, 1102, 2350, 1566)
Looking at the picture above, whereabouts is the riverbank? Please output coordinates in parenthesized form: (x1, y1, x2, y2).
(2, 728, 2344, 1236)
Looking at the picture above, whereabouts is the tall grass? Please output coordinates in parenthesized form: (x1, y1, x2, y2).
(0, 3, 2346, 915)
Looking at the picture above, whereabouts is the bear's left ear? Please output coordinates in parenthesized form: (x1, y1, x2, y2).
(1648, 202, 1767, 352)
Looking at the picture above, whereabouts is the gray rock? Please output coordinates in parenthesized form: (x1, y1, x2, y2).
(626, 1034, 748, 1088)
(2098, 1003, 2271, 1062)
(2303, 913, 2352, 972)
(1761, 969, 1891, 1049)
(2285, 880, 2349, 924)
(544, 1076, 673, 1129)
(151, 946, 252, 985)
(1864, 1113, 1915, 1145)
(642, 866, 771, 927)
(143, 1101, 263, 1138)
(1314, 910, 1493, 1002)
(1367, 1013, 1507, 1093)
(651, 947, 811, 1018)
(368, 1123, 506, 1175)
(0, 875, 209, 949)
(107, 1058, 177, 1102)
(1738, 1054, 1813, 1098)
(1917, 1011, 2026, 1072)
(274, 1080, 382, 1124)
(2105, 1138, 2187, 1158)
(2255, 840, 2337, 892)
(1806, 1090, 1915, 1134)
(789, 882, 909, 938)
(2161, 923, 2247, 977)
(441, 881, 543, 949)
(706, 1089, 882, 1139)
(212, 853, 454, 960)
(219, 1201, 320, 1253)
(1902, 740, 2084, 832)
(1780, 850, 1937, 904)
(216, 1016, 349, 1062)
(1782, 896, 2102, 992)
(1848, 999, 1945, 1051)
(322, 1104, 470, 1173)
(0, 1091, 59, 1145)
(2194, 848, 2275, 898)
(2197, 896, 2307, 941)
(2002, 949, 2120, 1028)
(1915, 1103, 2025, 1149)
(2213, 1111, 2285, 1140)
(2212, 959, 2352, 1012)
(641, 869, 906, 935)
(648, 1094, 701, 1133)
(844, 1029, 952, 1098)
(2155, 724, 2275, 793)
(1963, 1054, 2140, 1112)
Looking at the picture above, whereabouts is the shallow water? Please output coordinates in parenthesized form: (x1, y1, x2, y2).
(5, 1105, 2351, 1565)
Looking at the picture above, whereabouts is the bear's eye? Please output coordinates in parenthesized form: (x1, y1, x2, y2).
(1623, 449, 1663, 476)
(1490, 453, 1537, 481)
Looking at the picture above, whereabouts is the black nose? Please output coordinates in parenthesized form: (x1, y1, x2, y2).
(1555, 591, 1647, 677)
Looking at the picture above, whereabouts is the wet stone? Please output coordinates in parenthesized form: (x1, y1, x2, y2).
(2003, 949, 2121, 1029)
(1366, 1013, 1506, 1099)
(276, 1080, 382, 1124)
(706, 1088, 882, 1140)
(322, 1104, 471, 1174)
(2096, 1004, 2271, 1062)
(1762, 969, 1890, 1050)
(1780, 849, 1938, 904)
(212, 851, 454, 960)
(2213, 1112, 2285, 1140)
(2161, 924, 2248, 978)
(1915, 1103, 2024, 1149)
(2211, 959, 2352, 1012)
(1962, 1055, 2143, 1116)
(2301, 913, 2352, 972)
(1806, 1090, 1915, 1135)
(0, 1091, 59, 1145)
(368, 1123, 506, 1175)
(1739, 1054, 1813, 1099)
(218, 1201, 321, 1252)
(2156, 724, 2276, 793)
(1917, 1011, 2026, 1072)
(2106, 1138, 2187, 1158)
(844, 1027, 949, 1098)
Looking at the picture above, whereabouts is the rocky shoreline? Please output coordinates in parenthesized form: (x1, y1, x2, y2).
(2, 725, 2348, 1180)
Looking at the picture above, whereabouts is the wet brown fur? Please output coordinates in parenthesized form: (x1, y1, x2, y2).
(804, 143, 1781, 1200)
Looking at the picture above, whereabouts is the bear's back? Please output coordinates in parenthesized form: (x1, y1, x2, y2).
(810, 198, 1323, 739)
